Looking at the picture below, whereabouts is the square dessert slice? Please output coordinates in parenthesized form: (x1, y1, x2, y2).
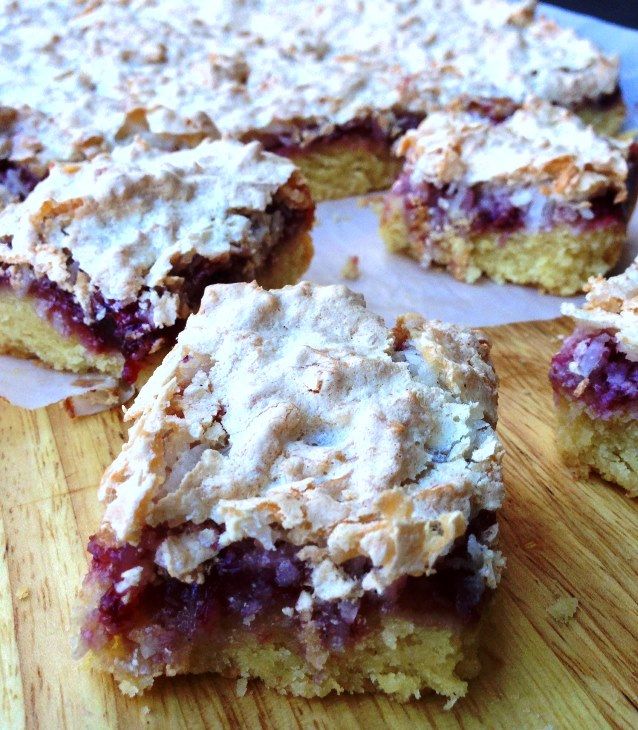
(76, 281, 505, 702)
(380, 99, 635, 295)
(550, 261, 638, 496)
(0, 139, 314, 385)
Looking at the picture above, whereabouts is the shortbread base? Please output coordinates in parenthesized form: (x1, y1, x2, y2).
(554, 396, 638, 497)
(0, 231, 313, 379)
(575, 98, 626, 137)
(92, 617, 481, 702)
(380, 206, 623, 295)
(285, 143, 402, 201)
(255, 231, 314, 289)
(0, 288, 125, 377)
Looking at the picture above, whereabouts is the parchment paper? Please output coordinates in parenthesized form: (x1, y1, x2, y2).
(1, 2, 636, 410)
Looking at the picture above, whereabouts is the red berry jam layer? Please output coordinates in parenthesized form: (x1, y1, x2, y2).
(0, 200, 313, 383)
(244, 97, 528, 160)
(572, 86, 623, 114)
(0, 160, 45, 202)
(244, 111, 426, 157)
(0, 264, 166, 383)
(550, 330, 638, 419)
(79, 511, 497, 665)
(392, 175, 625, 240)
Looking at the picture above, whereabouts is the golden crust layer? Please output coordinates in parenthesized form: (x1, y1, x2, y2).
(574, 98, 627, 138)
(0, 289, 124, 377)
(89, 617, 481, 702)
(554, 395, 638, 497)
(380, 205, 623, 295)
(284, 143, 402, 202)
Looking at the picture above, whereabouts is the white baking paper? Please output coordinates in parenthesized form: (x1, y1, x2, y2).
(1, 3, 637, 410)
(0, 357, 134, 412)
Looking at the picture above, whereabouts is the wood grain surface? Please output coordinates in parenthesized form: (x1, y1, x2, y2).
(0, 317, 636, 730)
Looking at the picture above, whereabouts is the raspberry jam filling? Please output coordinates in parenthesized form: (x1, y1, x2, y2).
(572, 86, 623, 114)
(550, 330, 638, 419)
(246, 98, 523, 158)
(0, 159, 44, 201)
(0, 265, 164, 383)
(244, 111, 425, 157)
(0, 200, 313, 382)
(392, 174, 625, 241)
(80, 511, 497, 663)
(0, 255, 245, 383)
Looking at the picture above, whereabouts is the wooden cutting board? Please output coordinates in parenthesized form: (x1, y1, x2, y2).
(1, 317, 636, 730)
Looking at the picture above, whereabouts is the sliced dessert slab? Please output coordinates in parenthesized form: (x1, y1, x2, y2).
(76, 281, 505, 702)
(206, 1, 624, 200)
(550, 261, 638, 496)
(380, 99, 635, 295)
(0, 139, 314, 385)
(1, 1, 624, 203)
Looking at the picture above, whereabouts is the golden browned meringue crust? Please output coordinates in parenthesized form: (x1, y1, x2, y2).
(96, 282, 504, 599)
(0, 105, 104, 176)
(562, 258, 638, 361)
(396, 99, 630, 203)
(0, 0, 622, 188)
(0, 138, 310, 332)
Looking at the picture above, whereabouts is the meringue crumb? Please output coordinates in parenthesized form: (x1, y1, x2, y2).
(547, 596, 578, 623)
(141, 705, 151, 717)
(281, 606, 294, 617)
(340, 255, 361, 280)
(443, 695, 460, 711)
(236, 676, 248, 697)
(16, 587, 30, 600)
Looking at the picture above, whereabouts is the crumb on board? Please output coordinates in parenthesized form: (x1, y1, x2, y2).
(236, 676, 248, 697)
(16, 586, 30, 600)
(547, 596, 578, 624)
(443, 695, 459, 711)
(141, 705, 150, 717)
(340, 255, 361, 281)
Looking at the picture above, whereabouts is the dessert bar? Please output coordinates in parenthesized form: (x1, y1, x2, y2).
(76, 281, 505, 702)
(550, 261, 638, 496)
(0, 139, 314, 383)
(380, 100, 635, 294)
(1, 1, 624, 201)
